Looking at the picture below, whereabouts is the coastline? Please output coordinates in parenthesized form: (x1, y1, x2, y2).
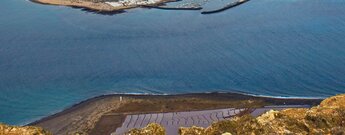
(30, 0, 175, 13)
(27, 92, 323, 135)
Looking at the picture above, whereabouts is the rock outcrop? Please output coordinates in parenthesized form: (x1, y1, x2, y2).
(179, 94, 345, 135)
(0, 123, 52, 135)
(179, 126, 205, 135)
(126, 123, 165, 135)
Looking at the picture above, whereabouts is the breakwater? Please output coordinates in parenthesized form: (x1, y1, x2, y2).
(201, 0, 249, 14)
(141, 5, 202, 10)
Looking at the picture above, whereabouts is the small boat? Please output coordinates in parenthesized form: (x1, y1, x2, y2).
(201, 0, 249, 14)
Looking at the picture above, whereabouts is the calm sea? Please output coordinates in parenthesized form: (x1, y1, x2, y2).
(0, 0, 345, 125)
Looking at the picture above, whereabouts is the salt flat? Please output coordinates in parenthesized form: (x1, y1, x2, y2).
(113, 105, 309, 135)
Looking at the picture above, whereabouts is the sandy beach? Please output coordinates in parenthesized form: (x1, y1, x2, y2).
(28, 92, 322, 135)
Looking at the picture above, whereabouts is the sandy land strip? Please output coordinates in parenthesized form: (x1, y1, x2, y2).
(31, 0, 173, 12)
(28, 92, 322, 135)
(32, 0, 123, 11)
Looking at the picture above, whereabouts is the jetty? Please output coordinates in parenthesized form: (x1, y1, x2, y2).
(201, 0, 249, 14)
(141, 5, 202, 10)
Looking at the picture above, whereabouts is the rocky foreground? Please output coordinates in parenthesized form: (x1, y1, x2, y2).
(0, 124, 52, 135)
(128, 94, 345, 135)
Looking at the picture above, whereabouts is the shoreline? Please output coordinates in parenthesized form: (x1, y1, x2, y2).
(30, 0, 124, 11)
(30, 0, 175, 14)
(27, 92, 323, 134)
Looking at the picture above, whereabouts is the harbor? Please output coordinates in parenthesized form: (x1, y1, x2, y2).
(139, 0, 249, 14)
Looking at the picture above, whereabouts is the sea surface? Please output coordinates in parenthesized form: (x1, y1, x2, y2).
(1, 0, 345, 125)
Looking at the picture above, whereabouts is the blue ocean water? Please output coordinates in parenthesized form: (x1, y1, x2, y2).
(1, 0, 345, 125)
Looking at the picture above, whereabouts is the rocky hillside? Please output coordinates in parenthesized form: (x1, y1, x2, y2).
(128, 94, 345, 135)
(0, 123, 52, 135)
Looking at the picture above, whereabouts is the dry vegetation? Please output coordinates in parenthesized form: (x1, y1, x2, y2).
(0, 123, 52, 135)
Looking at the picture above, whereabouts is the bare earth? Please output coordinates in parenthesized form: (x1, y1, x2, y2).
(28, 93, 322, 135)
